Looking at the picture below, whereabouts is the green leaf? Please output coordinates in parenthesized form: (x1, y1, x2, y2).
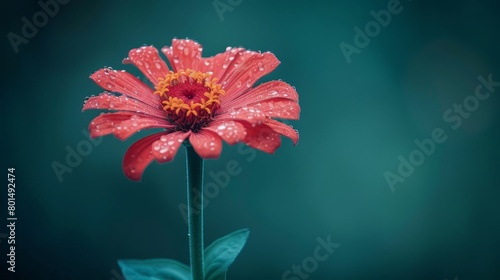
(204, 228, 250, 280)
(118, 258, 191, 280)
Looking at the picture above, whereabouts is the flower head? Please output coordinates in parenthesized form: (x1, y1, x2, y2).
(83, 39, 300, 181)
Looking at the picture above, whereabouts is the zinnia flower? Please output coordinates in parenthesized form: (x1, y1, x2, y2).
(83, 39, 300, 181)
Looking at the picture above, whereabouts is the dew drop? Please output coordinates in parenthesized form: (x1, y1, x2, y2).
(258, 62, 264, 71)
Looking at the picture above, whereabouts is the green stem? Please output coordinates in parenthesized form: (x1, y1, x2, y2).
(185, 144, 204, 280)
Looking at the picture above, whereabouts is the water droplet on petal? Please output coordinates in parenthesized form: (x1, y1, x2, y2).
(258, 62, 264, 71)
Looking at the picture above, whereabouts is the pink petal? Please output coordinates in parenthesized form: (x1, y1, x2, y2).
(264, 119, 299, 145)
(241, 122, 281, 154)
(204, 120, 247, 145)
(198, 47, 245, 81)
(248, 98, 300, 120)
(161, 39, 203, 72)
(123, 46, 170, 86)
(89, 112, 174, 140)
(123, 132, 163, 181)
(89, 112, 134, 138)
(221, 80, 298, 111)
(189, 130, 223, 159)
(90, 68, 160, 108)
(215, 106, 267, 125)
(113, 115, 174, 140)
(151, 131, 191, 163)
(83, 93, 166, 119)
(220, 51, 280, 102)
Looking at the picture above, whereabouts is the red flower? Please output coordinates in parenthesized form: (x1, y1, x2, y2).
(83, 39, 300, 181)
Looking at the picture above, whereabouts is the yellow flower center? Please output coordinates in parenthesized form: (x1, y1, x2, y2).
(154, 69, 225, 131)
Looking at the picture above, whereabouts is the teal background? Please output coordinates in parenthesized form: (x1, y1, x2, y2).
(2, 0, 500, 279)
